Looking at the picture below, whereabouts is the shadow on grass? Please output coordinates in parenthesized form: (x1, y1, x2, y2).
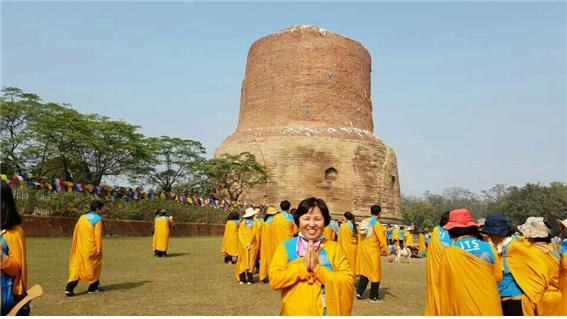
(165, 252, 191, 258)
(103, 280, 152, 291)
(379, 287, 395, 299)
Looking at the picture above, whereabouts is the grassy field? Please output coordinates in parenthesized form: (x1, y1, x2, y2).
(27, 236, 425, 315)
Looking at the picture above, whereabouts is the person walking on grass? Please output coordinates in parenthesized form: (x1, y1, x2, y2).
(355, 204, 393, 303)
(65, 200, 106, 296)
(152, 209, 174, 257)
(235, 207, 259, 284)
(221, 212, 240, 264)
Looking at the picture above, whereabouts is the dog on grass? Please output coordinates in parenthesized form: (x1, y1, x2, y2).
(394, 245, 412, 264)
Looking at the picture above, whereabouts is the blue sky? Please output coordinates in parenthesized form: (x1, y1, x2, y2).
(2, 1, 565, 196)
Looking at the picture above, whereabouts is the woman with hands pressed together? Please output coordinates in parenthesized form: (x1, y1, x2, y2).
(269, 197, 353, 316)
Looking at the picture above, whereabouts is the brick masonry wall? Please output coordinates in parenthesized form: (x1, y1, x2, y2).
(21, 216, 225, 237)
(216, 26, 401, 221)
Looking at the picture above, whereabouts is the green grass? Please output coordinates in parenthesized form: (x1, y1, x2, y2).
(27, 237, 425, 315)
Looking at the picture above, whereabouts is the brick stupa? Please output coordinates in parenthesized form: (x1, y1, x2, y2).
(215, 25, 401, 222)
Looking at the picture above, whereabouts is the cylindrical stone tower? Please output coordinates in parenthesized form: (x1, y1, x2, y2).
(216, 25, 401, 222)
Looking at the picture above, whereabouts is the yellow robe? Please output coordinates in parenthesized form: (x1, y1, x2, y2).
(323, 225, 337, 241)
(2, 226, 27, 296)
(404, 230, 415, 247)
(355, 218, 390, 282)
(68, 214, 103, 283)
(504, 239, 549, 315)
(269, 239, 353, 316)
(152, 216, 172, 252)
(424, 226, 448, 316)
(271, 212, 298, 249)
(392, 228, 399, 242)
(338, 222, 357, 276)
(438, 246, 503, 316)
(259, 217, 273, 281)
(235, 219, 258, 279)
(532, 244, 561, 316)
(220, 220, 239, 257)
(558, 252, 567, 315)
(418, 233, 426, 252)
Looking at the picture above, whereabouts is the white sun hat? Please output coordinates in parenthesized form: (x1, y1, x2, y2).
(242, 207, 256, 219)
(518, 217, 550, 239)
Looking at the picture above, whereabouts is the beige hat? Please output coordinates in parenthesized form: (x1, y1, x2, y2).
(242, 207, 256, 219)
(518, 217, 550, 239)
(556, 218, 567, 231)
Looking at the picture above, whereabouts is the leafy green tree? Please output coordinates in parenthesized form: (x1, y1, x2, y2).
(77, 115, 148, 184)
(401, 195, 434, 228)
(27, 102, 90, 180)
(202, 152, 268, 201)
(498, 182, 567, 227)
(0, 87, 41, 175)
(131, 136, 206, 192)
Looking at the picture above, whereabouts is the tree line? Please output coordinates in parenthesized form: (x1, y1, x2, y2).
(0, 87, 267, 200)
(402, 183, 567, 232)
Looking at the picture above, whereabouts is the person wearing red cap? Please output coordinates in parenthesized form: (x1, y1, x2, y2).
(437, 208, 503, 316)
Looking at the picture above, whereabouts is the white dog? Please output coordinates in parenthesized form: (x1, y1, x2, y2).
(394, 245, 412, 264)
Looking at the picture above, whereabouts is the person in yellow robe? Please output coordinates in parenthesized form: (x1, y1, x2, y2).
(259, 207, 278, 283)
(1, 182, 29, 315)
(404, 228, 415, 247)
(235, 208, 259, 284)
(152, 209, 174, 257)
(424, 211, 451, 315)
(418, 232, 427, 257)
(254, 208, 263, 275)
(270, 200, 298, 254)
(355, 204, 393, 302)
(518, 217, 562, 316)
(221, 212, 240, 264)
(338, 212, 358, 276)
(269, 197, 353, 315)
(438, 209, 502, 316)
(556, 218, 567, 316)
(481, 214, 549, 315)
(323, 220, 338, 241)
(65, 200, 105, 296)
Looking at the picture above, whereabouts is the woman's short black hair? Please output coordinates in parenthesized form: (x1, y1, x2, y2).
(294, 197, 331, 227)
(370, 205, 381, 216)
(1, 182, 21, 230)
(448, 226, 479, 239)
(227, 212, 239, 221)
(280, 200, 291, 211)
(439, 211, 451, 227)
(90, 200, 104, 212)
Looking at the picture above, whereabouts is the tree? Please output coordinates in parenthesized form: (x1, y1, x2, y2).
(498, 182, 567, 227)
(0, 87, 41, 175)
(202, 152, 268, 201)
(401, 195, 435, 229)
(131, 136, 206, 192)
(76, 115, 148, 184)
(27, 102, 90, 181)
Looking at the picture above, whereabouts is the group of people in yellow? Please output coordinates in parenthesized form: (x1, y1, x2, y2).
(2, 175, 567, 317)
(424, 208, 567, 316)
(220, 198, 403, 315)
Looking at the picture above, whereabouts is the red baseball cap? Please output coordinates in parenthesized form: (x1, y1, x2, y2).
(443, 208, 480, 230)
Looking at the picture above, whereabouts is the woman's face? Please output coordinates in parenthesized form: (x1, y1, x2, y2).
(299, 206, 325, 241)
